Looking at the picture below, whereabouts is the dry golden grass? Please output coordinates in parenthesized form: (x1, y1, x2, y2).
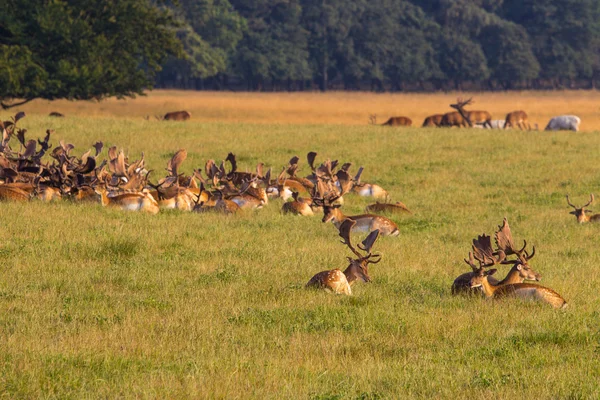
(15, 89, 600, 130)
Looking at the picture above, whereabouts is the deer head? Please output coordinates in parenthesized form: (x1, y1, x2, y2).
(566, 194, 594, 223)
(339, 219, 381, 283)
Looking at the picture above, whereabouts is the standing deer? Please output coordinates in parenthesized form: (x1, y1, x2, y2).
(450, 98, 492, 128)
(306, 220, 381, 295)
(369, 114, 412, 127)
(566, 194, 600, 223)
(440, 111, 467, 128)
(422, 114, 444, 127)
(504, 110, 531, 130)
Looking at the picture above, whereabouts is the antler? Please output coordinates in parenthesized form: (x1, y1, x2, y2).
(583, 194, 594, 208)
(307, 152, 317, 171)
(472, 234, 506, 267)
(566, 194, 577, 209)
(339, 220, 381, 264)
(495, 217, 534, 263)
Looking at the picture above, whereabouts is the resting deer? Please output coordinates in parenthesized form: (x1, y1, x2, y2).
(365, 201, 411, 214)
(162, 111, 191, 121)
(306, 220, 381, 295)
(321, 204, 399, 236)
(452, 230, 540, 295)
(96, 186, 160, 214)
(504, 110, 531, 130)
(350, 166, 389, 199)
(566, 194, 600, 223)
(281, 191, 314, 216)
(468, 219, 566, 309)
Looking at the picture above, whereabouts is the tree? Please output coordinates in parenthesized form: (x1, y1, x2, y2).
(0, 0, 181, 108)
(438, 33, 490, 90)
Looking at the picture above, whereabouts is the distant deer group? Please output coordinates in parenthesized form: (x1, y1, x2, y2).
(371, 97, 581, 131)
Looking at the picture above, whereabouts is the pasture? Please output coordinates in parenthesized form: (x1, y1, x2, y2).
(2, 91, 600, 398)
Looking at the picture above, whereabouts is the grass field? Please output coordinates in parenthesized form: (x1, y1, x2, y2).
(14, 89, 600, 130)
(1, 92, 600, 398)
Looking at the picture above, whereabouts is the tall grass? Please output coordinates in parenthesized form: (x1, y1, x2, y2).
(12, 89, 600, 131)
(1, 111, 600, 398)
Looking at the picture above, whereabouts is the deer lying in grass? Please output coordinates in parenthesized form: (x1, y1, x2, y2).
(96, 186, 160, 214)
(566, 194, 600, 223)
(306, 220, 381, 295)
(162, 111, 191, 121)
(465, 219, 566, 308)
(365, 201, 411, 214)
(452, 231, 540, 295)
(321, 203, 399, 236)
(281, 191, 314, 216)
(422, 114, 444, 127)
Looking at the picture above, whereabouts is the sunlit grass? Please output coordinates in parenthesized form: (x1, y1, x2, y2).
(0, 111, 600, 398)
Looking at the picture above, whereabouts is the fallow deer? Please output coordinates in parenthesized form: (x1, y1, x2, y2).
(96, 186, 160, 214)
(422, 114, 444, 127)
(281, 191, 314, 216)
(0, 184, 31, 201)
(566, 194, 600, 223)
(163, 111, 191, 121)
(504, 110, 531, 130)
(452, 231, 540, 295)
(365, 201, 411, 214)
(370, 114, 412, 127)
(321, 204, 399, 236)
(349, 166, 389, 199)
(306, 220, 381, 295)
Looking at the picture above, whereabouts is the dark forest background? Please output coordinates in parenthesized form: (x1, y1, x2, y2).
(157, 0, 600, 92)
(2, 0, 600, 107)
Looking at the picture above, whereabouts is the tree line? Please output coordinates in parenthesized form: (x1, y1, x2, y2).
(2, 0, 599, 107)
(158, 0, 600, 92)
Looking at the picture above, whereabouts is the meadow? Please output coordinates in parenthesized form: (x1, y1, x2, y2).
(1, 91, 600, 398)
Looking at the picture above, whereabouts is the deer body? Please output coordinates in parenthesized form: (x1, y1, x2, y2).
(97, 189, 159, 214)
(306, 261, 371, 295)
(365, 201, 411, 214)
(504, 110, 530, 130)
(472, 275, 567, 309)
(323, 206, 399, 236)
(466, 110, 492, 128)
(452, 263, 541, 295)
(163, 111, 191, 121)
(440, 111, 467, 127)
(381, 116, 412, 127)
(422, 114, 444, 127)
(351, 183, 388, 199)
(0, 184, 31, 201)
(545, 115, 580, 132)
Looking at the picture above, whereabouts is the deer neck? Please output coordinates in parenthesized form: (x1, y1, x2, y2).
(479, 276, 498, 298)
(579, 212, 590, 223)
(331, 209, 347, 229)
(343, 264, 360, 286)
(496, 267, 523, 286)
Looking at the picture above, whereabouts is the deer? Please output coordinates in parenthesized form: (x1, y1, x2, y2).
(96, 186, 160, 214)
(545, 115, 581, 132)
(48, 111, 65, 118)
(162, 111, 191, 121)
(306, 220, 381, 295)
(566, 194, 600, 223)
(369, 114, 412, 127)
(349, 166, 389, 199)
(321, 203, 399, 236)
(452, 230, 540, 295)
(422, 114, 444, 127)
(365, 201, 411, 214)
(450, 98, 492, 128)
(504, 110, 531, 130)
(281, 191, 314, 216)
(439, 111, 467, 128)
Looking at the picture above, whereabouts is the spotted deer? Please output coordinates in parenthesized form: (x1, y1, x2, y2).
(306, 220, 381, 295)
(566, 194, 600, 223)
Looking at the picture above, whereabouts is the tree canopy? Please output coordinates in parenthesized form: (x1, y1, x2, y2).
(0, 0, 181, 108)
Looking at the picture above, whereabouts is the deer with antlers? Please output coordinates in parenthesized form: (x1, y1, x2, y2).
(452, 225, 540, 295)
(466, 218, 566, 308)
(450, 98, 492, 128)
(566, 194, 600, 223)
(306, 220, 381, 295)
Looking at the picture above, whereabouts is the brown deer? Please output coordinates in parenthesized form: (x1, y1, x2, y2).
(504, 110, 531, 130)
(422, 114, 444, 127)
(96, 187, 160, 214)
(163, 111, 191, 121)
(369, 114, 412, 127)
(321, 204, 399, 236)
(450, 98, 492, 128)
(566, 194, 600, 223)
(48, 111, 65, 118)
(281, 191, 314, 216)
(350, 166, 389, 199)
(306, 220, 381, 295)
(440, 111, 467, 128)
(365, 201, 411, 214)
(452, 230, 540, 295)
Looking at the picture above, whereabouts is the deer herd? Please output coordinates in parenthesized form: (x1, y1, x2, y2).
(0, 107, 595, 309)
(370, 97, 581, 132)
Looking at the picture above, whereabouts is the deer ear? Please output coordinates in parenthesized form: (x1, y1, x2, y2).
(486, 268, 497, 276)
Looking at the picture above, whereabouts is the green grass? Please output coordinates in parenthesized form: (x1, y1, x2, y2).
(2, 115, 600, 398)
